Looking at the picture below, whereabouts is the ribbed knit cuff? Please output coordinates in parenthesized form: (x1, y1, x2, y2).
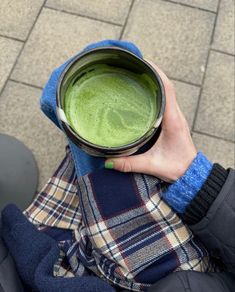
(162, 152, 213, 213)
(182, 163, 228, 225)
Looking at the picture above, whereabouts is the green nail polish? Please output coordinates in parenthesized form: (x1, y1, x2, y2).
(105, 161, 114, 169)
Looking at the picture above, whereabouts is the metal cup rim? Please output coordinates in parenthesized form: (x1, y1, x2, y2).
(56, 46, 166, 153)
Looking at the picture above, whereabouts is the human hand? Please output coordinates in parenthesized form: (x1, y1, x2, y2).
(105, 61, 197, 182)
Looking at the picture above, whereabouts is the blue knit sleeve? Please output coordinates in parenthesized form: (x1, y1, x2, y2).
(162, 152, 213, 213)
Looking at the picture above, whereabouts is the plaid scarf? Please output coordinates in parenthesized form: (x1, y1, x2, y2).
(24, 147, 213, 291)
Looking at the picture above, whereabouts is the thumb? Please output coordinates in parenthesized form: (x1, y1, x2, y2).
(105, 153, 152, 174)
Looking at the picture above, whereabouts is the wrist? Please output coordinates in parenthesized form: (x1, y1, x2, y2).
(172, 149, 197, 182)
(162, 152, 213, 213)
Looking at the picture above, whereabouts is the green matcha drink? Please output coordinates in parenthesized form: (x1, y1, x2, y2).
(64, 64, 158, 147)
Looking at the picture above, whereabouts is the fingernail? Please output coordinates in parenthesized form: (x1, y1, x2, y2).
(105, 160, 114, 169)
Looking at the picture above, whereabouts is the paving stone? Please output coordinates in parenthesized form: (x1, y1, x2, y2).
(195, 51, 235, 141)
(0, 81, 67, 190)
(212, 0, 235, 55)
(123, 0, 214, 85)
(173, 80, 200, 129)
(0, 0, 44, 40)
(0, 37, 22, 93)
(193, 133, 235, 168)
(11, 8, 121, 88)
(46, 0, 132, 24)
(166, 0, 218, 12)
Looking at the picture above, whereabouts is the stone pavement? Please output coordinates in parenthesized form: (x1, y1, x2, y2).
(0, 0, 234, 190)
